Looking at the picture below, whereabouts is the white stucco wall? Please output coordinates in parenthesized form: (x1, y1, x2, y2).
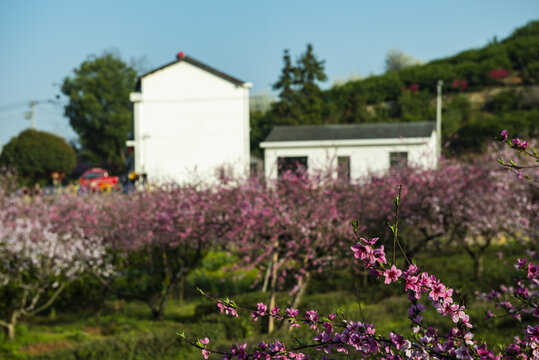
(261, 132, 438, 180)
(131, 60, 250, 184)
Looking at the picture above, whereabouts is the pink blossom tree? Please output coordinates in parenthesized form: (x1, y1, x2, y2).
(224, 171, 358, 332)
(0, 195, 111, 340)
(358, 155, 536, 279)
(90, 184, 234, 319)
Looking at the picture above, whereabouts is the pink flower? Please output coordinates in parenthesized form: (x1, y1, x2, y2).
(500, 130, 508, 141)
(383, 264, 402, 284)
(528, 262, 537, 279)
(286, 308, 299, 318)
(516, 258, 527, 270)
(217, 301, 238, 317)
(429, 283, 446, 301)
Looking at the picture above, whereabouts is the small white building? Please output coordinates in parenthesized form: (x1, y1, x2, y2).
(260, 121, 439, 181)
(128, 53, 251, 184)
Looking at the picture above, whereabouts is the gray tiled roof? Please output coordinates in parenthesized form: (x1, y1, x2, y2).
(263, 121, 435, 142)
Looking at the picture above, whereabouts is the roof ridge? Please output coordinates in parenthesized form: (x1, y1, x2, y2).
(137, 54, 246, 87)
(273, 121, 435, 128)
(265, 121, 436, 142)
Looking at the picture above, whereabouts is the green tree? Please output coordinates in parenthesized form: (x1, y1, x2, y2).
(250, 111, 276, 159)
(271, 49, 301, 125)
(0, 129, 76, 184)
(61, 52, 137, 169)
(443, 94, 473, 148)
(295, 43, 328, 124)
(397, 90, 435, 122)
(270, 44, 328, 125)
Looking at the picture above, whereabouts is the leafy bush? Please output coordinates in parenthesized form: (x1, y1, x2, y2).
(187, 252, 259, 297)
(485, 89, 522, 112)
(0, 129, 75, 185)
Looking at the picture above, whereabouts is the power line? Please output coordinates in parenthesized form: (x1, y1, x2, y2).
(0, 110, 24, 122)
(0, 101, 27, 112)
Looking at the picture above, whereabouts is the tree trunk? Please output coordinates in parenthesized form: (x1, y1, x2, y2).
(7, 323, 15, 341)
(281, 272, 310, 331)
(261, 259, 273, 293)
(178, 276, 185, 306)
(290, 272, 310, 310)
(1, 311, 20, 341)
(473, 255, 483, 280)
(267, 251, 279, 334)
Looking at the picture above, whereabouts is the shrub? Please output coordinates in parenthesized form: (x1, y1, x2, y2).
(0, 129, 75, 185)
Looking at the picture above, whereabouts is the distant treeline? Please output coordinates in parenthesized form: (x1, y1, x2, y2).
(251, 20, 539, 156)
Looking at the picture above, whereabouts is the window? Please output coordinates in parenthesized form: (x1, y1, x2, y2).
(390, 152, 408, 169)
(277, 156, 308, 177)
(337, 156, 350, 181)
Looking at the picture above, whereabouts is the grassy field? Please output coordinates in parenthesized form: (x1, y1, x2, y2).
(0, 244, 531, 359)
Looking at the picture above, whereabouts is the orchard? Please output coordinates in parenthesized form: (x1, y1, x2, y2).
(0, 134, 537, 359)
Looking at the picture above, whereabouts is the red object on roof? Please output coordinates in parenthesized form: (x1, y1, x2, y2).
(177, 51, 185, 59)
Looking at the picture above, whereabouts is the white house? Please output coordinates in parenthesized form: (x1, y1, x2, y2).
(128, 52, 251, 184)
(260, 121, 439, 181)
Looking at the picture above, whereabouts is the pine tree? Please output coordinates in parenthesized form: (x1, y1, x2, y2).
(271, 44, 328, 125)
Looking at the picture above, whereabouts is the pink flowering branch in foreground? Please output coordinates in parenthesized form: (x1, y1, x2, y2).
(181, 224, 538, 359)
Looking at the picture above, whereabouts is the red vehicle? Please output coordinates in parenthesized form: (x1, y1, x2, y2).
(79, 168, 120, 191)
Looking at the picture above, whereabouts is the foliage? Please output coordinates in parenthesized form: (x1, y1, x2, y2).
(249, 111, 276, 159)
(187, 252, 259, 297)
(396, 89, 435, 122)
(442, 94, 473, 148)
(250, 44, 328, 155)
(0, 129, 75, 185)
(61, 52, 137, 169)
(271, 44, 327, 126)
(484, 89, 522, 112)
(449, 109, 539, 154)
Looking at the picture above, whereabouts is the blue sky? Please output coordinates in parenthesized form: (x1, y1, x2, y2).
(0, 0, 537, 149)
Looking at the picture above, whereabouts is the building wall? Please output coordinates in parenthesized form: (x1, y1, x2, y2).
(132, 61, 250, 184)
(262, 132, 438, 180)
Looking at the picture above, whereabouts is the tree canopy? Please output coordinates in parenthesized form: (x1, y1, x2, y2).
(271, 44, 327, 125)
(61, 52, 137, 169)
(0, 129, 76, 184)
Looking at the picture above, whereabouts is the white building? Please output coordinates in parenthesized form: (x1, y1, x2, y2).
(128, 53, 251, 184)
(260, 121, 439, 181)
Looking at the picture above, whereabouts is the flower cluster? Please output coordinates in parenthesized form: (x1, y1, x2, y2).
(217, 299, 239, 317)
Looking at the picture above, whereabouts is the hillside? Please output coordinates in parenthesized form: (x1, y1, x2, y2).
(251, 20, 539, 156)
(328, 20, 539, 103)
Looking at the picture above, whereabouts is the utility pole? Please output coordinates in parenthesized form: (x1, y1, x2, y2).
(24, 101, 38, 129)
(436, 80, 443, 161)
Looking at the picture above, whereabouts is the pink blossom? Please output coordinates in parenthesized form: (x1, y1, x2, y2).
(383, 264, 402, 284)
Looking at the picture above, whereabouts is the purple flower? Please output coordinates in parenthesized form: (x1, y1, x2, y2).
(500, 130, 508, 141)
